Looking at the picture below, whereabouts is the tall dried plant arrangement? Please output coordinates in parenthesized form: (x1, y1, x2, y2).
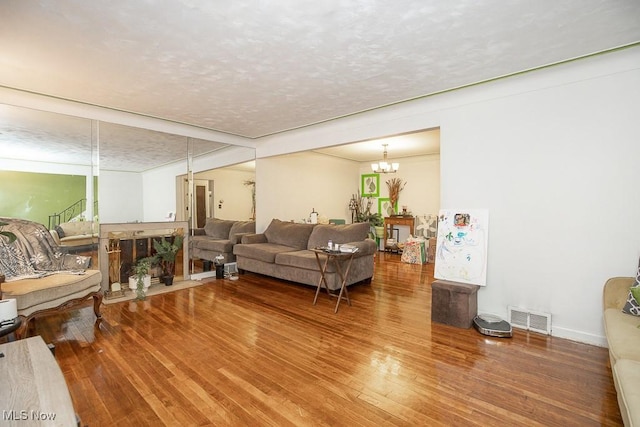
(244, 179, 256, 220)
(386, 178, 406, 214)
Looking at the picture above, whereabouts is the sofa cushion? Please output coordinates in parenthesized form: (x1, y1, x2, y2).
(603, 307, 640, 364)
(264, 219, 315, 250)
(307, 222, 370, 250)
(612, 359, 640, 427)
(275, 250, 338, 273)
(192, 236, 233, 254)
(229, 221, 255, 242)
(203, 219, 236, 239)
(2, 270, 102, 317)
(233, 242, 297, 264)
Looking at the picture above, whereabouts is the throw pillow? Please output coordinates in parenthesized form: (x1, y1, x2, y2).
(622, 258, 640, 316)
(55, 225, 66, 238)
(203, 218, 235, 239)
(264, 219, 315, 250)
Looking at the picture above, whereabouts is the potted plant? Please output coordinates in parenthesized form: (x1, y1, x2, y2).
(129, 257, 153, 300)
(351, 192, 385, 239)
(152, 235, 184, 286)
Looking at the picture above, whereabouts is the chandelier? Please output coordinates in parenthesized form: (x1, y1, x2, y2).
(370, 144, 399, 173)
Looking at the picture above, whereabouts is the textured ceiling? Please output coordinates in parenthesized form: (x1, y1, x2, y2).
(0, 1, 638, 170)
(0, 104, 225, 172)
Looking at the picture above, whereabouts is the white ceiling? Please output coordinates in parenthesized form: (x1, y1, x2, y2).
(1, 1, 639, 168)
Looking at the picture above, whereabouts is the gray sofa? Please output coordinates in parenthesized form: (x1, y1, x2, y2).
(191, 218, 255, 264)
(603, 276, 640, 426)
(233, 219, 377, 290)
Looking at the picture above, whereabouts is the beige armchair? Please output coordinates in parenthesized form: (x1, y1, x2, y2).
(0, 218, 102, 339)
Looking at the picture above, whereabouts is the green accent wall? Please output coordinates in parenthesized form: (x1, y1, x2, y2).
(0, 171, 86, 228)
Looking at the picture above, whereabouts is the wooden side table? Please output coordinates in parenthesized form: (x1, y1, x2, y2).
(312, 248, 355, 313)
(383, 216, 415, 249)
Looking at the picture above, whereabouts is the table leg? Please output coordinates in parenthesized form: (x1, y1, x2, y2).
(333, 254, 354, 313)
(313, 252, 331, 306)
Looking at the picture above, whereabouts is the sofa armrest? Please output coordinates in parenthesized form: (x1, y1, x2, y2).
(345, 239, 377, 256)
(49, 230, 61, 245)
(241, 233, 268, 244)
(231, 232, 252, 244)
(604, 277, 635, 310)
(192, 228, 205, 236)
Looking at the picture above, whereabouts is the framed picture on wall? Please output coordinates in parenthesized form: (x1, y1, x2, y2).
(378, 197, 397, 217)
(361, 174, 380, 197)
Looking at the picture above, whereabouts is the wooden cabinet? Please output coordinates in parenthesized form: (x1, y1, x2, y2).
(383, 216, 415, 250)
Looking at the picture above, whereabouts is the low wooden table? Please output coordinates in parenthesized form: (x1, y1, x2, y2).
(312, 248, 355, 313)
(0, 336, 77, 426)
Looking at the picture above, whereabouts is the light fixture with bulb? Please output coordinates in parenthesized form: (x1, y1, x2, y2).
(371, 143, 399, 173)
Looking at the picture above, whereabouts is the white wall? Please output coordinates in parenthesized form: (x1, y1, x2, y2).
(356, 155, 441, 242)
(256, 152, 359, 230)
(140, 146, 256, 223)
(256, 46, 640, 346)
(141, 161, 187, 222)
(256, 152, 441, 238)
(359, 154, 441, 217)
(191, 167, 255, 221)
(99, 170, 142, 223)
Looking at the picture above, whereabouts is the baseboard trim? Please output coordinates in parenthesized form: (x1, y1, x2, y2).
(551, 326, 608, 348)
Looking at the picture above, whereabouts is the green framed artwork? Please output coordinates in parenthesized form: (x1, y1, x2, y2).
(361, 174, 380, 197)
(378, 197, 397, 217)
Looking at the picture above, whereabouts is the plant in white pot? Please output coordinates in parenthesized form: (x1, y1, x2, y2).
(152, 235, 184, 286)
(129, 257, 153, 300)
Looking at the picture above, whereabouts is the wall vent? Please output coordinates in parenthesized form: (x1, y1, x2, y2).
(508, 306, 551, 335)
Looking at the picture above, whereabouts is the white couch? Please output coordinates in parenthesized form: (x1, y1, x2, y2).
(50, 221, 98, 251)
(603, 276, 640, 426)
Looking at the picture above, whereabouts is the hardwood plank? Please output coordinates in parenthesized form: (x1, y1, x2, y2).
(9, 253, 622, 426)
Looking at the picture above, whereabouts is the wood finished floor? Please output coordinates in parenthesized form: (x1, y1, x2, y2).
(25, 253, 621, 426)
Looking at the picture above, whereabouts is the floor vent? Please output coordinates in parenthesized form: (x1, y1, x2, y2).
(508, 306, 551, 335)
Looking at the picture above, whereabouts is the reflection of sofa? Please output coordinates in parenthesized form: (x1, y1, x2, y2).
(0, 218, 102, 339)
(603, 276, 639, 426)
(49, 221, 98, 251)
(191, 218, 256, 265)
(233, 219, 377, 290)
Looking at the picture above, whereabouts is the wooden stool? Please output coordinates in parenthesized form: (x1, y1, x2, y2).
(431, 279, 480, 328)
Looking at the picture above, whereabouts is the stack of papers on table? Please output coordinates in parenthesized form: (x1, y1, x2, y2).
(339, 244, 358, 253)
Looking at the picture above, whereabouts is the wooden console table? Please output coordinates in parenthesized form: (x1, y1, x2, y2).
(0, 336, 78, 426)
(383, 215, 415, 249)
(98, 221, 190, 292)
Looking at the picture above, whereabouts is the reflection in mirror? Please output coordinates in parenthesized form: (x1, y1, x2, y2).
(97, 122, 228, 224)
(0, 103, 99, 268)
(186, 160, 256, 277)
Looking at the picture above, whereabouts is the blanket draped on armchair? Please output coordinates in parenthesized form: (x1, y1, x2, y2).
(0, 217, 91, 281)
